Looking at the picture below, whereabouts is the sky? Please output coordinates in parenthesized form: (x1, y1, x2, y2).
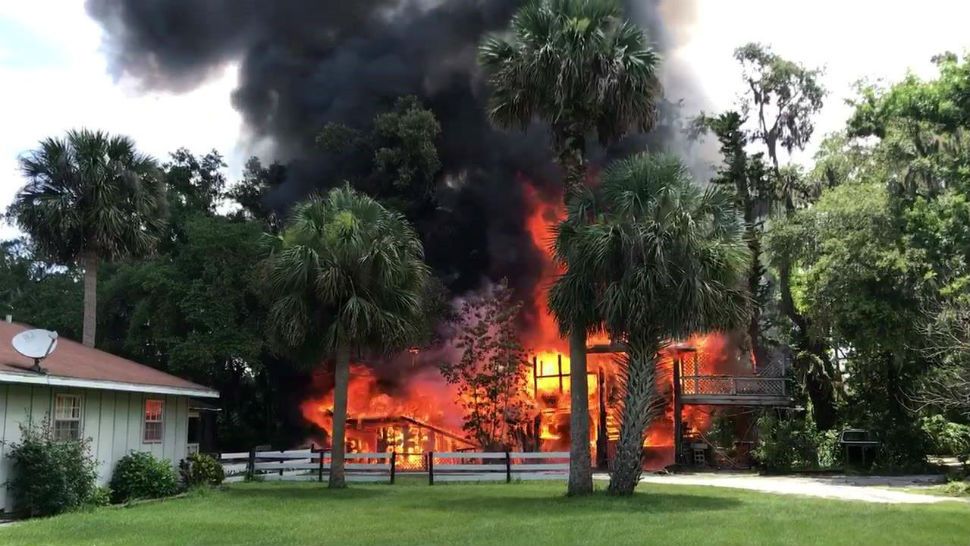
(1, 0, 970, 239)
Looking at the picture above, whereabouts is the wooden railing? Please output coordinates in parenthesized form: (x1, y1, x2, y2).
(681, 376, 787, 397)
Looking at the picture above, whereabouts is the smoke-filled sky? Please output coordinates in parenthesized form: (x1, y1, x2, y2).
(2, 0, 970, 241)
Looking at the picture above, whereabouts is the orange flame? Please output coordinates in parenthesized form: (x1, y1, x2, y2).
(299, 177, 753, 471)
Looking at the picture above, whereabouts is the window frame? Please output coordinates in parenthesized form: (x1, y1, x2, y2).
(143, 398, 165, 444)
(52, 393, 83, 442)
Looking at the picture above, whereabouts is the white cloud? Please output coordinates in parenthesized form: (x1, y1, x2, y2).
(0, 0, 243, 239)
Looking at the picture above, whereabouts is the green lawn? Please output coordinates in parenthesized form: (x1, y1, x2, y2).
(3, 480, 969, 546)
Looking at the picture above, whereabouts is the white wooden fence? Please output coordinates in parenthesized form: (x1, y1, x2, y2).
(427, 451, 570, 484)
(220, 449, 569, 485)
(219, 449, 395, 484)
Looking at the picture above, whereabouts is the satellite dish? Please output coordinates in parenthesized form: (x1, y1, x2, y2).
(12, 329, 58, 373)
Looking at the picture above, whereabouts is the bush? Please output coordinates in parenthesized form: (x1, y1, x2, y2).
(921, 415, 970, 457)
(109, 451, 180, 503)
(86, 486, 112, 508)
(4, 420, 99, 518)
(180, 452, 225, 487)
(752, 413, 841, 472)
(941, 479, 970, 497)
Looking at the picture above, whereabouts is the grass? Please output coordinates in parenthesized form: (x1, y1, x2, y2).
(2, 480, 969, 546)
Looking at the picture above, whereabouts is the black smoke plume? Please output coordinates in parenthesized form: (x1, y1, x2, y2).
(86, 0, 700, 298)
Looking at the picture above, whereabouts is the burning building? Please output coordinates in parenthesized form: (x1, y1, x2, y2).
(296, 184, 789, 471)
(87, 0, 789, 468)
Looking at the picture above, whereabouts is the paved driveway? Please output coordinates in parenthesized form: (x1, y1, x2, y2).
(595, 472, 964, 504)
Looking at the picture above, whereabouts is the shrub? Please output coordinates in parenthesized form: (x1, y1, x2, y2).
(86, 486, 112, 508)
(752, 413, 841, 472)
(109, 451, 180, 503)
(941, 480, 970, 497)
(180, 452, 225, 487)
(4, 420, 99, 517)
(921, 415, 970, 457)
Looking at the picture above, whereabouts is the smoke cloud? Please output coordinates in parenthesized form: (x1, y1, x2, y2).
(86, 0, 704, 296)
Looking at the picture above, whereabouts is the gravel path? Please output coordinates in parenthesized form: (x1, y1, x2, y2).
(594, 472, 964, 504)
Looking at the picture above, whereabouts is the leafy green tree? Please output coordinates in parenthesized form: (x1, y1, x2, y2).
(919, 301, 970, 420)
(734, 43, 825, 185)
(164, 148, 227, 216)
(728, 43, 836, 429)
(317, 96, 442, 217)
(441, 280, 535, 450)
(8, 129, 167, 347)
(0, 240, 83, 339)
(98, 213, 281, 447)
(227, 156, 287, 232)
(767, 183, 929, 465)
(694, 112, 773, 367)
(262, 185, 430, 488)
(552, 154, 750, 494)
(479, 0, 661, 495)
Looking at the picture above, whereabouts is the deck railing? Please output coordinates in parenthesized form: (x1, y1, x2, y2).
(681, 376, 787, 397)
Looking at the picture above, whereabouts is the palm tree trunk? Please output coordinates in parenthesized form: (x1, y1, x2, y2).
(329, 343, 350, 489)
(567, 326, 593, 495)
(556, 127, 594, 496)
(82, 251, 99, 347)
(608, 340, 662, 496)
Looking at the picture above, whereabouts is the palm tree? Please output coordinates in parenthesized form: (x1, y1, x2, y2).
(479, 0, 661, 495)
(551, 154, 751, 495)
(262, 184, 429, 488)
(8, 129, 167, 347)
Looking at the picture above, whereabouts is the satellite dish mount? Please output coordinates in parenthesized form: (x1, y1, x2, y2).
(11, 329, 59, 374)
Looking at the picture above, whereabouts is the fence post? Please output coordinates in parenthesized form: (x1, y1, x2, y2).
(428, 451, 434, 486)
(247, 448, 255, 481)
(317, 447, 325, 483)
(390, 451, 397, 485)
(505, 451, 511, 484)
(279, 449, 285, 478)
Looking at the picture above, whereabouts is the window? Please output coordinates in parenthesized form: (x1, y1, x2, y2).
(143, 399, 164, 443)
(53, 394, 82, 441)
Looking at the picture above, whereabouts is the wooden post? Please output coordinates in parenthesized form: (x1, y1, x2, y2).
(279, 449, 284, 478)
(390, 451, 397, 485)
(532, 356, 538, 397)
(428, 451, 434, 486)
(505, 451, 512, 484)
(247, 448, 255, 481)
(317, 447, 325, 483)
(673, 355, 683, 465)
(596, 368, 608, 469)
(557, 354, 563, 393)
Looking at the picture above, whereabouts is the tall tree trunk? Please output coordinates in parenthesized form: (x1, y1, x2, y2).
(608, 340, 662, 496)
(82, 251, 99, 347)
(744, 208, 767, 368)
(556, 128, 594, 496)
(567, 327, 592, 495)
(329, 343, 350, 489)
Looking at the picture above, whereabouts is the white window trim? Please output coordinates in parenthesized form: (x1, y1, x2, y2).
(53, 393, 83, 442)
(143, 398, 165, 444)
